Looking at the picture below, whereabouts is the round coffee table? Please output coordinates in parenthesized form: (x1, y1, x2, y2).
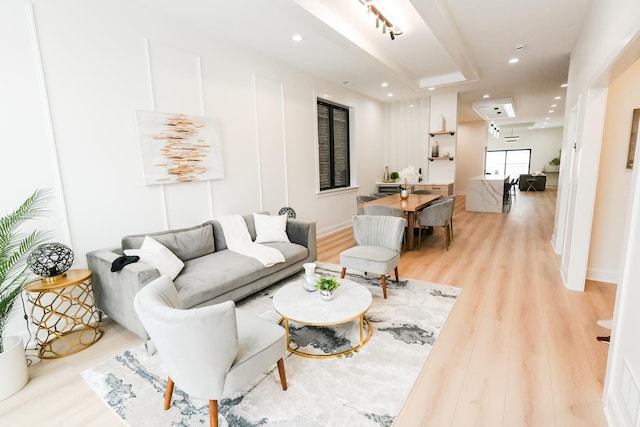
(273, 278, 373, 358)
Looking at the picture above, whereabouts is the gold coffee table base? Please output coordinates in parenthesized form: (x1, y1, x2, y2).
(278, 315, 373, 359)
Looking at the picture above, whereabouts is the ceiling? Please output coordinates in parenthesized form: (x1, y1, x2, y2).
(135, 0, 594, 130)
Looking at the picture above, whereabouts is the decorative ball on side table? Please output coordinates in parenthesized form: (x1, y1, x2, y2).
(27, 242, 74, 280)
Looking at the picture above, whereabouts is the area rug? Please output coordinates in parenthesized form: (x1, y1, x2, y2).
(81, 262, 460, 427)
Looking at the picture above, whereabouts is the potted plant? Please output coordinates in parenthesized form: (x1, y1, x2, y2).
(0, 189, 49, 401)
(315, 276, 341, 301)
(547, 150, 561, 172)
(389, 171, 399, 182)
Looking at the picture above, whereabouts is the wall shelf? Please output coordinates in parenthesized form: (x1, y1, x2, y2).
(428, 156, 454, 161)
(429, 130, 456, 137)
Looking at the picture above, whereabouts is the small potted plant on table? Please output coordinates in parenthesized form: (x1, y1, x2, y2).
(315, 276, 341, 301)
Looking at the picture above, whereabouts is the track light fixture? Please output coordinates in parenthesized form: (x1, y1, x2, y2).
(360, 0, 403, 40)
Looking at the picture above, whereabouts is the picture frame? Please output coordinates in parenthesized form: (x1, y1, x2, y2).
(627, 108, 639, 169)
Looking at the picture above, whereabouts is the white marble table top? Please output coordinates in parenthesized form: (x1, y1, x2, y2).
(273, 278, 372, 325)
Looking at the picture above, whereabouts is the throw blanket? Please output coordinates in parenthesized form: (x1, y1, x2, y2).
(217, 215, 285, 267)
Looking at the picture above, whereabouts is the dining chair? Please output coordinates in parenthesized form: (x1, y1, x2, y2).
(370, 192, 388, 199)
(363, 204, 408, 247)
(356, 195, 376, 215)
(416, 198, 455, 250)
(412, 189, 434, 194)
(340, 215, 405, 299)
(503, 181, 513, 211)
(134, 275, 288, 427)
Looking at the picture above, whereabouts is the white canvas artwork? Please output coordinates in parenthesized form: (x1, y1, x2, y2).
(135, 110, 224, 185)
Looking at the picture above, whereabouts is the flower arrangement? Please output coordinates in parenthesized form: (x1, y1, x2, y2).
(399, 166, 421, 182)
(315, 276, 340, 292)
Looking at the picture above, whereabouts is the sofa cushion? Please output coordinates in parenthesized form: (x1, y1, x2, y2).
(124, 236, 184, 280)
(174, 242, 309, 308)
(122, 224, 214, 261)
(253, 213, 290, 243)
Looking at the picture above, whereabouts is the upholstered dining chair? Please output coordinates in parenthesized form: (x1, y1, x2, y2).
(340, 215, 405, 299)
(134, 275, 288, 427)
(363, 204, 408, 248)
(416, 198, 455, 250)
(356, 195, 376, 215)
(369, 192, 388, 199)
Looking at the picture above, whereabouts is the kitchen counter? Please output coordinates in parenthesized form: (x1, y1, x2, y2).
(465, 175, 508, 213)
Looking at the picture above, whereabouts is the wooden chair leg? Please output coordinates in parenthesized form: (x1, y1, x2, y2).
(277, 358, 288, 390)
(381, 274, 388, 299)
(210, 400, 218, 427)
(164, 377, 174, 410)
(394, 267, 399, 282)
(445, 225, 451, 250)
(341, 267, 346, 278)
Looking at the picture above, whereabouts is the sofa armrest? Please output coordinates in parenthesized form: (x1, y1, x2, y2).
(286, 219, 317, 262)
(86, 249, 160, 339)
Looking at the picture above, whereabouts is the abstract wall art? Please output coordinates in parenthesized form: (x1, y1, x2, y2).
(135, 110, 224, 185)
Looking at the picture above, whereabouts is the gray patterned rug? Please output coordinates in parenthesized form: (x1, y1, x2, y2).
(81, 262, 460, 426)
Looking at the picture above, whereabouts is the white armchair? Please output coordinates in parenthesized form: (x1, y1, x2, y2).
(339, 215, 405, 299)
(134, 275, 287, 427)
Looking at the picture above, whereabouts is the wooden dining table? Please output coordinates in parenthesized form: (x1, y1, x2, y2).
(361, 193, 442, 251)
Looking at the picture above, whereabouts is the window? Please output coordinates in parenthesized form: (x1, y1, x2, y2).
(485, 149, 531, 176)
(317, 100, 350, 191)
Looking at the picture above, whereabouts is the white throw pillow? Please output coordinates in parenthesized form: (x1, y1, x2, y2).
(124, 236, 184, 280)
(253, 213, 290, 243)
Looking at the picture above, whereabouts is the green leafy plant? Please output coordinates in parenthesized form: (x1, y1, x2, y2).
(389, 171, 399, 181)
(549, 150, 561, 166)
(315, 276, 341, 292)
(0, 189, 50, 352)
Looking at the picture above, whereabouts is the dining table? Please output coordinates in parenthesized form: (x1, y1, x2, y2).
(360, 193, 442, 251)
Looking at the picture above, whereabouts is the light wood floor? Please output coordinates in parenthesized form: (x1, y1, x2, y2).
(0, 189, 615, 426)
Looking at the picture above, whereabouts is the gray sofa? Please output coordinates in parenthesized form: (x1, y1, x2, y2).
(86, 214, 316, 339)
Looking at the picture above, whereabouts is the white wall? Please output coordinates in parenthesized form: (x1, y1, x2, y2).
(456, 121, 486, 193)
(0, 0, 385, 336)
(587, 58, 640, 283)
(553, 0, 640, 424)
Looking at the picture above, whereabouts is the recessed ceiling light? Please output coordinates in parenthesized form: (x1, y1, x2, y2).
(508, 57, 520, 64)
(548, 110, 555, 113)
(551, 104, 557, 107)
(381, 82, 388, 87)
(292, 34, 303, 42)
(554, 96, 562, 100)
(483, 94, 490, 99)
(545, 117, 550, 120)
(409, 104, 414, 108)
(561, 83, 568, 88)
(428, 87, 435, 91)
(387, 93, 394, 97)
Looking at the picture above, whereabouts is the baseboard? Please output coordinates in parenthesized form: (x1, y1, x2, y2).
(318, 221, 351, 238)
(586, 267, 619, 284)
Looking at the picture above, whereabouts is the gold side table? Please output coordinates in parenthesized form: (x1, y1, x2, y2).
(25, 269, 103, 359)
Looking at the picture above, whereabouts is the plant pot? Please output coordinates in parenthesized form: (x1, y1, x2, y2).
(320, 289, 334, 301)
(0, 336, 28, 401)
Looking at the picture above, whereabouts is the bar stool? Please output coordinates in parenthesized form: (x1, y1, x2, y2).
(526, 178, 537, 191)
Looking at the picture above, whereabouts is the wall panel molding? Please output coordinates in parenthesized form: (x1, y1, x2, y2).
(26, 2, 72, 245)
